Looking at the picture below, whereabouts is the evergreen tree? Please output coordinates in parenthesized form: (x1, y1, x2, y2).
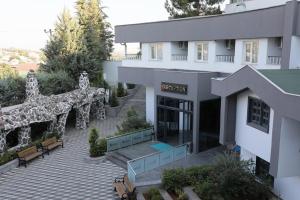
(165, 0, 224, 18)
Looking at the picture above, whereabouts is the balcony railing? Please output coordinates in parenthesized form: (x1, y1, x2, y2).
(125, 54, 142, 60)
(267, 56, 281, 65)
(216, 55, 235, 63)
(172, 54, 188, 61)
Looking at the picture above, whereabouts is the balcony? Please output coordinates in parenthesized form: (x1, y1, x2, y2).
(267, 56, 281, 65)
(172, 54, 188, 61)
(216, 55, 235, 63)
(125, 54, 141, 60)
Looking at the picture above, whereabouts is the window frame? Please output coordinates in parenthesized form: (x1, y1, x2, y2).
(247, 97, 270, 133)
(149, 43, 163, 61)
(243, 40, 259, 64)
(195, 42, 209, 62)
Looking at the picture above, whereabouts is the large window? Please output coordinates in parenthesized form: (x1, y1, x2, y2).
(247, 97, 270, 133)
(196, 42, 209, 61)
(243, 41, 258, 64)
(150, 43, 163, 60)
(256, 156, 274, 187)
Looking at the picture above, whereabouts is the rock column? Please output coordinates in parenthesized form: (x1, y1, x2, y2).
(25, 70, 40, 101)
(18, 126, 31, 147)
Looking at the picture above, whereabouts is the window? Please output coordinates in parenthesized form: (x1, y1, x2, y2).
(247, 97, 270, 132)
(243, 41, 258, 64)
(256, 157, 274, 187)
(196, 42, 209, 61)
(150, 43, 163, 60)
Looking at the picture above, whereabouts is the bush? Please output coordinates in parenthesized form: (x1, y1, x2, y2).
(143, 188, 163, 200)
(116, 107, 151, 135)
(117, 82, 127, 97)
(109, 88, 119, 107)
(0, 76, 26, 107)
(0, 151, 17, 166)
(162, 168, 187, 191)
(37, 71, 76, 95)
(178, 193, 189, 200)
(185, 165, 213, 185)
(88, 128, 106, 157)
(126, 83, 135, 89)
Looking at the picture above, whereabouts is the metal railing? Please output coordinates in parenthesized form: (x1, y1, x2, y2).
(125, 54, 142, 60)
(172, 54, 188, 61)
(216, 55, 234, 63)
(267, 56, 281, 65)
(106, 127, 154, 152)
(127, 144, 188, 183)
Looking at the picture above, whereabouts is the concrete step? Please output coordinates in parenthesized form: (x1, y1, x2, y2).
(106, 151, 131, 169)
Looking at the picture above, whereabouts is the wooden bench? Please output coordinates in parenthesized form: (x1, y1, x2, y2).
(17, 146, 44, 168)
(113, 174, 136, 200)
(41, 137, 63, 155)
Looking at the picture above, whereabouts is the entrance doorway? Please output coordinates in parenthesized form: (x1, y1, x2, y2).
(199, 98, 221, 151)
(157, 96, 193, 146)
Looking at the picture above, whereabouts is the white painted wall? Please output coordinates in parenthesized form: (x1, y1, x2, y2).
(274, 176, 300, 200)
(122, 39, 280, 74)
(277, 117, 300, 178)
(225, 0, 289, 13)
(235, 90, 274, 162)
(289, 36, 300, 69)
(146, 87, 155, 123)
(103, 61, 120, 86)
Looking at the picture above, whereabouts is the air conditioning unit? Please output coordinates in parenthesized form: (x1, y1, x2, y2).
(275, 37, 283, 48)
(178, 41, 188, 49)
(225, 40, 235, 50)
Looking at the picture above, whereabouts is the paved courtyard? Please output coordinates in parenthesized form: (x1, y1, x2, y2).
(0, 86, 146, 200)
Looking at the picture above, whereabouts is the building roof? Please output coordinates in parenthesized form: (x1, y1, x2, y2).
(259, 69, 300, 95)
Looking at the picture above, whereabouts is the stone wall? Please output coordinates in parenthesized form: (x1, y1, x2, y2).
(0, 71, 106, 152)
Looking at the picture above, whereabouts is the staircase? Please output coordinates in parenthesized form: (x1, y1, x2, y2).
(106, 151, 131, 169)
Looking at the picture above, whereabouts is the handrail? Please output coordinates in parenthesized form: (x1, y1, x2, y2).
(127, 162, 136, 176)
(267, 56, 281, 65)
(106, 127, 154, 140)
(216, 55, 234, 63)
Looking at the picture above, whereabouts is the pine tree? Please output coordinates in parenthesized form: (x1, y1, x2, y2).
(165, 0, 224, 18)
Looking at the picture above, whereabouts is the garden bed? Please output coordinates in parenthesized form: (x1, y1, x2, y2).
(143, 188, 164, 200)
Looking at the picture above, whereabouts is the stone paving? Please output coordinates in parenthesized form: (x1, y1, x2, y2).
(0, 86, 146, 200)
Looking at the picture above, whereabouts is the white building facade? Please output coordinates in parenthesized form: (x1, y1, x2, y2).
(116, 1, 300, 199)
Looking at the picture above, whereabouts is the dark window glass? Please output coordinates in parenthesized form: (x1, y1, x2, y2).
(247, 97, 270, 132)
(256, 157, 274, 187)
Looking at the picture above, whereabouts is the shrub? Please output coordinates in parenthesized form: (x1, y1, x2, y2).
(0, 76, 26, 107)
(194, 181, 219, 200)
(37, 71, 76, 95)
(185, 165, 213, 185)
(162, 168, 187, 191)
(116, 107, 151, 135)
(109, 88, 119, 107)
(178, 193, 189, 200)
(88, 128, 106, 157)
(117, 82, 127, 97)
(126, 83, 135, 89)
(143, 188, 163, 200)
(0, 151, 17, 166)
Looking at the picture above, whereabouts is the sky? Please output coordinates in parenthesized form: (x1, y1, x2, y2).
(0, 0, 229, 51)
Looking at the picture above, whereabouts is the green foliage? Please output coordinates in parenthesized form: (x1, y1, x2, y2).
(109, 88, 119, 107)
(162, 168, 187, 191)
(0, 151, 17, 166)
(178, 192, 189, 200)
(162, 154, 272, 200)
(89, 128, 106, 157)
(116, 107, 151, 135)
(144, 188, 163, 200)
(117, 82, 127, 97)
(0, 63, 18, 79)
(37, 71, 76, 95)
(0, 76, 26, 107)
(126, 83, 136, 90)
(165, 0, 224, 18)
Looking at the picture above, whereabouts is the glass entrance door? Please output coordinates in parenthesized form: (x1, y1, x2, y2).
(157, 96, 193, 146)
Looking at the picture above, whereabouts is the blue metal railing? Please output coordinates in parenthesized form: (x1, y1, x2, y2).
(127, 144, 188, 183)
(106, 127, 154, 152)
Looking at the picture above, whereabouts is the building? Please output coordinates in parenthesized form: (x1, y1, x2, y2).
(115, 1, 300, 199)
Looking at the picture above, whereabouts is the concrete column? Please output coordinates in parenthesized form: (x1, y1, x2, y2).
(219, 96, 237, 145)
(193, 100, 200, 153)
(281, 0, 298, 69)
(55, 113, 69, 138)
(0, 130, 8, 152)
(18, 126, 31, 147)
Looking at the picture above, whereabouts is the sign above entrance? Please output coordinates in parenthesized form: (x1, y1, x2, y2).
(161, 82, 188, 95)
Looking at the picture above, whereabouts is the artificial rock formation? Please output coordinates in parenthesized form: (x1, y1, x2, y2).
(0, 71, 106, 152)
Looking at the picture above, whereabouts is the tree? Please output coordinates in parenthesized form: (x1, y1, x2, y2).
(0, 64, 17, 79)
(165, 0, 225, 18)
